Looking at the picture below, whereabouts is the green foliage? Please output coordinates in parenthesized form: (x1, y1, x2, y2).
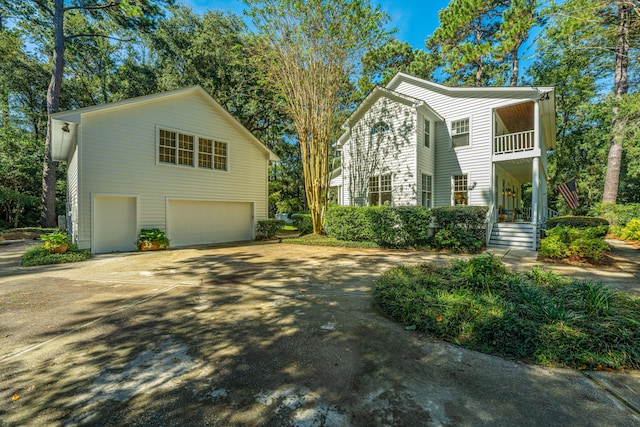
(374, 255, 640, 370)
(256, 219, 285, 240)
(620, 219, 640, 241)
(290, 213, 313, 236)
(22, 244, 91, 267)
(40, 230, 70, 252)
(539, 226, 609, 261)
(137, 228, 170, 249)
(546, 215, 609, 231)
(324, 206, 375, 242)
(432, 206, 488, 241)
(283, 233, 379, 248)
(433, 226, 483, 253)
(590, 203, 640, 232)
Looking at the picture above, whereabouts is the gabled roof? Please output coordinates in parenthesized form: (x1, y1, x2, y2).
(342, 86, 444, 129)
(387, 72, 554, 96)
(51, 85, 279, 162)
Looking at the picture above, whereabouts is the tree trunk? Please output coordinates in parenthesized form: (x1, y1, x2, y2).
(602, 1, 630, 204)
(41, 0, 65, 227)
(510, 46, 519, 86)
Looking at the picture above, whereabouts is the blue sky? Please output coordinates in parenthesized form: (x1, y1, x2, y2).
(183, 0, 452, 50)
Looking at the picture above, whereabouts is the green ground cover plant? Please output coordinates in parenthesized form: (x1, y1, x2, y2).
(620, 219, 640, 241)
(539, 226, 610, 261)
(22, 244, 91, 267)
(374, 253, 640, 370)
(283, 233, 379, 248)
(590, 203, 640, 236)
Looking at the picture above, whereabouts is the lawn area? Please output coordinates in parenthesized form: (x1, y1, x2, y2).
(374, 253, 640, 371)
(282, 233, 380, 248)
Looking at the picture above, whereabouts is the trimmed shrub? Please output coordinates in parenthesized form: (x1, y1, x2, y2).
(369, 206, 432, 248)
(539, 226, 609, 261)
(546, 215, 609, 230)
(290, 213, 313, 235)
(324, 206, 375, 241)
(432, 206, 487, 241)
(433, 226, 483, 253)
(620, 219, 640, 241)
(325, 205, 432, 248)
(256, 219, 285, 240)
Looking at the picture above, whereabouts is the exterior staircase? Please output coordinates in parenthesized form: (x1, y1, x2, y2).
(488, 223, 536, 250)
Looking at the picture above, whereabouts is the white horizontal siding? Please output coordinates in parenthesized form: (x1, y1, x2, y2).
(67, 144, 80, 245)
(78, 92, 269, 243)
(392, 82, 537, 208)
(342, 97, 416, 206)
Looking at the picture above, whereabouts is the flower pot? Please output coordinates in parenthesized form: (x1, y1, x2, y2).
(49, 244, 68, 254)
(140, 241, 166, 251)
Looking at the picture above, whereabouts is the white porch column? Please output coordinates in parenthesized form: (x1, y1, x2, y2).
(532, 157, 540, 250)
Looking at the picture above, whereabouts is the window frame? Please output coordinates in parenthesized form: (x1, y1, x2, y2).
(369, 173, 392, 206)
(156, 126, 229, 172)
(371, 121, 391, 135)
(451, 117, 470, 148)
(421, 173, 432, 207)
(452, 174, 469, 206)
(424, 118, 431, 148)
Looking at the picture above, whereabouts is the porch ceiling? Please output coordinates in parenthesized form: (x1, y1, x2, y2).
(496, 158, 532, 182)
(496, 102, 534, 133)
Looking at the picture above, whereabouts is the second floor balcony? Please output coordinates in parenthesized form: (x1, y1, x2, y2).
(494, 130, 535, 155)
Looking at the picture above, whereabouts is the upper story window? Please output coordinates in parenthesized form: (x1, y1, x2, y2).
(369, 174, 392, 206)
(371, 121, 391, 135)
(158, 128, 227, 171)
(424, 119, 431, 148)
(451, 118, 470, 147)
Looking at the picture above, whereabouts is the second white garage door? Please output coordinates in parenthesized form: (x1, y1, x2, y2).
(167, 200, 253, 247)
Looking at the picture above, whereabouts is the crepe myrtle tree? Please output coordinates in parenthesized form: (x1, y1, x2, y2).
(246, 0, 391, 234)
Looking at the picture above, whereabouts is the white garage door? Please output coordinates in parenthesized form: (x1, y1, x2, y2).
(93, 195, 137, 253)
(167, 200, 253, 247)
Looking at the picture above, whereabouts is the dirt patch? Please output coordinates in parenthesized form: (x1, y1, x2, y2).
(537, 254, 620, 270)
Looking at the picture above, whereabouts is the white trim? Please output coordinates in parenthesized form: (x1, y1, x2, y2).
(450, 116, 471, 150)
(155, 124, 230, 173)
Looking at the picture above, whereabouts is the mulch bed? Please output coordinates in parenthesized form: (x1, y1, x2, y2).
(537, 253, 620, 270)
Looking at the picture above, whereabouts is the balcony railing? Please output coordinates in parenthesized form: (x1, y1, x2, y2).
(494, 130, 534, 155)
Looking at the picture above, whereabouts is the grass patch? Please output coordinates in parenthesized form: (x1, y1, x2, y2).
(283, 234, 380, 248)
(374, 253, 640, 370)
(22, 244, 91, 267)
(280, 224, 298, 232)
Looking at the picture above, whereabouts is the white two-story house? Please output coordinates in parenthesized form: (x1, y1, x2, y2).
(330, 73, 556, 249)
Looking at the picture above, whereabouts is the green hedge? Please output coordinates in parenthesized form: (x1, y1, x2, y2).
(539, 226, 610, 261)
(325, 205, 485, 251)
(324, 206, 375, 242)
(256, 219, 285, 240)
(546, 215, 609, 230)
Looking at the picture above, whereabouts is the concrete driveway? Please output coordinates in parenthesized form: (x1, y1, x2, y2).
(0, 241, 639, 426)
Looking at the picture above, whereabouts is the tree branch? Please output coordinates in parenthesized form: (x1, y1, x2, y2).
(66, 33, 134, 42)
(64, 1, 121, 12)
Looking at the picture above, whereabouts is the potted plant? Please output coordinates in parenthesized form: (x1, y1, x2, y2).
(40, 230, 71, 254)
(137, 228, 170, 251)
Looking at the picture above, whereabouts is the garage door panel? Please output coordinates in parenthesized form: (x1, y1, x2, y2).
(94, 196, 137, 253)
(168, 200, 252, 247)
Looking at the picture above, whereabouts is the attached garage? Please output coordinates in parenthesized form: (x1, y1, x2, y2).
(93, 195, 137, 254)
(167, 200, 253, 247)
